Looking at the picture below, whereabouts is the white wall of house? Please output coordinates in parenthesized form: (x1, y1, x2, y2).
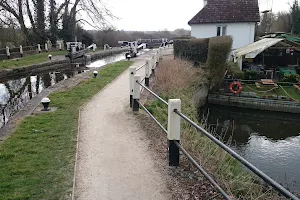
(191, 22, 256, 49)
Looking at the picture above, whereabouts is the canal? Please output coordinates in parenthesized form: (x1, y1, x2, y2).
(201, 105, 300, 194)
(0, 53, 125, 129)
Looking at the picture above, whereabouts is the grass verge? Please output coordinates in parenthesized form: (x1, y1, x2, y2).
(0, 51, 67, 69)
(0, 61, 132, 200)
(143, 58, 286, 200)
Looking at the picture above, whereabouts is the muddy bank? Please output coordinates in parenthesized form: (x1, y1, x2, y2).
(0, 48, 129, 79)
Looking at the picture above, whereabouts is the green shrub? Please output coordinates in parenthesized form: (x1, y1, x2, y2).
(244, 70, 261, 80)
(207, 36, 233, 86)
(227, 62, 244, 79)
(282, 74, 300, 83)
(173, 38, 210, 64)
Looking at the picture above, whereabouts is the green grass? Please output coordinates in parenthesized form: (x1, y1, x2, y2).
(0, 51, 67, 69)
(242, 84, 300, 101)
(0, 61, 132, 200)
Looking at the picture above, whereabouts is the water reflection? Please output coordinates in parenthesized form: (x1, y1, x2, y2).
(202, 105, 300, 193)
(87, 53, 125, 68)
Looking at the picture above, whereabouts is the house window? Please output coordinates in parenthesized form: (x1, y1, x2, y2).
(217, 26, 227, 36)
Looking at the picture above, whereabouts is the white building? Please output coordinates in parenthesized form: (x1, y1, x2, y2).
(188, 0, 260, 49)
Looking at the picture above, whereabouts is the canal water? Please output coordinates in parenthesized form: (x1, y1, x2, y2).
(201, 105, 300, 193)
(0, 53, 125, 128)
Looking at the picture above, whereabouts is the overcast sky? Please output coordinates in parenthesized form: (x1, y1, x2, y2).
(102, 0, 294, 31)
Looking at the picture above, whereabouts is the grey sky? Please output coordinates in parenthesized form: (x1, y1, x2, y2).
(103, 0, 294, 31)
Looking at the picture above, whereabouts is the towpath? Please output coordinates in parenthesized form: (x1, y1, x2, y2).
(74, 50, 170, 199)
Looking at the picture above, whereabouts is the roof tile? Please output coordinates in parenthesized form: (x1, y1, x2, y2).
(188, 0, 260, 24)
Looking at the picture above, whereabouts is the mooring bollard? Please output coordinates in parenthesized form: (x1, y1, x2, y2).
(20, 45, 23, 57)
(129, 66, 136, 107)
(133, 75, 141, 111)
(145, 61, 150, 87)
(6, 46, 10, 59)
(168, 99, 181, 166)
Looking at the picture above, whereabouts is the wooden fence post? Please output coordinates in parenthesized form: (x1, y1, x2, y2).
(129, 66, 136, 107)
(151, 56, 155, 76)
(168, 99, 181, 166)
(6, 46, 10, 59)
(59, 43, 62, 51)
(20, 45, 23, 57)
(133, 75, 141, 111)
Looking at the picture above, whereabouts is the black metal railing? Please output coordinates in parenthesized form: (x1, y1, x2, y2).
(134, 81, 299, 200)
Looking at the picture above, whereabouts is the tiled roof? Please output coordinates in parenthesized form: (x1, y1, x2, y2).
(188, 0, 260, 25)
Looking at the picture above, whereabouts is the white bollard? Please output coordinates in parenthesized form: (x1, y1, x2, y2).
(38, 44, 41, 53)
(59, 43, 62, 51)
(167, 99, 181, 166)
(133, 75, 141, 111)
(93, 44, 96, 52)
(45, 43, 48, 52)
(20, 45, 23, 57)
(129, 66, 136, 107)
(6, 46, 10, 59)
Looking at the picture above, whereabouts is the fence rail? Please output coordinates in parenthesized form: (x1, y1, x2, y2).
(128, 49, 300, 200)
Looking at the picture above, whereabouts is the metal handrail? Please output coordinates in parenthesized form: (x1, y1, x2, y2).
(136, 81, 168, 106)
(173, 109, 299, 200)
(136, 63, 146, 71)
(137, 99, 231, 200)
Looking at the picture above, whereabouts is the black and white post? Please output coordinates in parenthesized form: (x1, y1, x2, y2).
(145, 61, 150, 87)
(38, 44, 41, 53)
(151, 56, 156, 76)
(20, 45, 23, 57)
(132, 75, 141, 112)
(168, 99, 181, 166)
(129, 66, 136, 107)
(6, 46, 10, 59)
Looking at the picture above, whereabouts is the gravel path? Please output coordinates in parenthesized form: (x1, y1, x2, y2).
(74, 51, 170, 200)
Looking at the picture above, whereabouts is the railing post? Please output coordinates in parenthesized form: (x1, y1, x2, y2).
(38, 44, 41, 53)
(133, 75, 141, 111)
(20, 45, 23, 57)
(151, 56, 155, 76)
(145, 61, 150, 87)
(168, 99, 181, 166)
(45, 43, 48, 52)
(129, 66, 136, 107)
(6, 46, 10, 59)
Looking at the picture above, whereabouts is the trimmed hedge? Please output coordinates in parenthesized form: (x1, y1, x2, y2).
(207, 36, 233, 86)
(174, 38, 210, 64)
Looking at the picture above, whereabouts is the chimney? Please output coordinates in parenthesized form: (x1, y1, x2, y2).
(203, 0, 207, 6)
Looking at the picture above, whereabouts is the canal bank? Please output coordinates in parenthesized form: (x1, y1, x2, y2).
(0, 48, 129, 78)
(138, 57, 293, 199)
(0, 53, 127, 140)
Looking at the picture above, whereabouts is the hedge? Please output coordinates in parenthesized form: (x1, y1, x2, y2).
(227, 61, 244, 79)
(173, 38, 210, 64)
(207, 36, 233, 86)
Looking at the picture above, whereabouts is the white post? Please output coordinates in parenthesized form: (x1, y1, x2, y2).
(38, 44, 41, 53)
(129, 66, 136, 107)
(145, 61, 150, 87)
(6, 46, 10, 59)
(93, 44, 96, 52)
(167, 99, 181, 166)
(45, 43, 48, 52)
(151, 56, 156, 76)
(133, 75, 141, 111)
(20, 45, 23, 57)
